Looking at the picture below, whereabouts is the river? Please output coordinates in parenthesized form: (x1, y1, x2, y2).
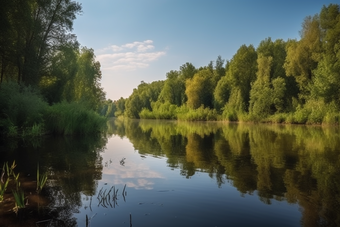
(1, 118, 340, 227)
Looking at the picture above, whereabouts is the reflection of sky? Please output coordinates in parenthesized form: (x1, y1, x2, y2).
(100, 136, 165, 190)
(74, 133, 302, 227)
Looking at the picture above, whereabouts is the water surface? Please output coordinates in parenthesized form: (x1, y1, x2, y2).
(1, 118, 340, 227)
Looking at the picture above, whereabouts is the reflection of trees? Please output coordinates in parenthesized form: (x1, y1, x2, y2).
(0, 133, 106, 226)
(109, 118, 340, 227)
(215, 127, 257, 193)
(37, 134, 105, 226)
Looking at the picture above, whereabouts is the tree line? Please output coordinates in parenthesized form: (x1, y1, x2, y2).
(0, 0, 106, 136)
(108, 4, 340, 124)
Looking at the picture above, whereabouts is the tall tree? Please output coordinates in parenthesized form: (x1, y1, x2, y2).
(224, 44, 257, 113)
(311, 4, 340, 106)
(179, 62, 197, 81)
(185, 69, 214, 109)
(158, 70, 184, 106)
(0, 0, 82, 86)
(284, 15, 322, 102)
(73, 47, 105, 110)
(125, 80, 164, 118)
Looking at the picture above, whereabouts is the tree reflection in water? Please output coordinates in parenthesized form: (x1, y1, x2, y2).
(1, 119, 340, 227)
(109, 118, 340, 227)
(0, 133, 106, 227)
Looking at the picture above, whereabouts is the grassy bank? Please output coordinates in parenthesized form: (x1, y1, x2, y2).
(0, 82, 106, 137)
(137, 100, 340, 125)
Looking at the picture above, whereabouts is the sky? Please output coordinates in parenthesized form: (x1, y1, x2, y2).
(72, 0, 339, 101)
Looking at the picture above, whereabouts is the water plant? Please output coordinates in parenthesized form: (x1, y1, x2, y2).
(0, 178, 9, 202)
(36, 163, 48, 193)
(0, 161, 17, 202)
(12, 189, 25, 214)
(97, 184, 127, 208)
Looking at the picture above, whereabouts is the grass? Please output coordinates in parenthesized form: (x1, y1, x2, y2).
(12, 190, 25, 214)
(0, 160, 50, 218)
(0, 178, 9, 202)
(45, 101, 107, 135)
(22, 123, 45, 137)
(97, 184, 127, 208)
(36, 163, 48, 193)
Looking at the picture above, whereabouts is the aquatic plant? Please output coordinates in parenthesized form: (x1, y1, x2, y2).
(0, 178, 9, 202)
(97, 184, 127, 208)
(22, 123, 45, 137)
(36, 163, 48, 193)
(12, 189, 25, 214)
(0, 161, 17, 202)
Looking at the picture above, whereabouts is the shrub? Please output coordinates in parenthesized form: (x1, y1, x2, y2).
(45, 101, 107, 135)
(0, 82, 48, 136)
(177, 105, 218, 121)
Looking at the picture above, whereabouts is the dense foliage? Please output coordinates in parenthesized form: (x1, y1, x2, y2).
(0, 0, 106, 136)
(111, 4, 340, 124)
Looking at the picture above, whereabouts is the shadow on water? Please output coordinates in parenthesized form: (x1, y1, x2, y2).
(0, 133, 107, 227)
(1, 118, 340, 226)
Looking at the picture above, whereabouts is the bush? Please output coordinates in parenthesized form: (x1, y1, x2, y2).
(45, 101, 107, 135)
(139, 102, 178, 120)
(0, 82, 48, 135)
(177, 105, 218, 121)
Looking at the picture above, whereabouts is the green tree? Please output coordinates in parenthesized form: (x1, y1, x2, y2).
(223, 44, 257, 116)
(214, 75, 231, 111)
(0, 0, 82, 86)
(125, 81, 164, 118)
(249, 55, 273, 117)
(114, 97, 126, 117)
(310, 4, 340, 107)
(158, 70, 184, 106)
(179, 62, 197, 81)
(40, 43, 79, 104)
(214, 55, 225, 82)
(73, 47, 105, 110)
(284, 15, 322, 102)
(185, 69, 214, 109)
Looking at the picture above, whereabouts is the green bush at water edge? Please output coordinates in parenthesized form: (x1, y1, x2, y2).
(45, 101, 107, 135)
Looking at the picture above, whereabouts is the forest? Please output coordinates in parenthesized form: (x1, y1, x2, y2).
(108, 3, 340, 125)
(0, 0, 106, 137)
(1, 2, 340, 139)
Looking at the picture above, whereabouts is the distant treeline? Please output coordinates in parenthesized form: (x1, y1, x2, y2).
(105, 4, 340, 124)
(0, 0, 106, 136)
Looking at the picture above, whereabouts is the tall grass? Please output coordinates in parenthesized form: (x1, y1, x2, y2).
(0, 178, 9, 202)
(36, 163, 48, 193)
(45, 101, 107, 135)
(177, 105, 219, 121)
(1, 161, 17, 203)
(12, 190, 25, 214)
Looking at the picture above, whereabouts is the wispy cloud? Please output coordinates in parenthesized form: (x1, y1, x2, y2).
(97, 40, 166, 71)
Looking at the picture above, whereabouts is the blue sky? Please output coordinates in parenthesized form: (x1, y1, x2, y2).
(73, 0, 338, 101)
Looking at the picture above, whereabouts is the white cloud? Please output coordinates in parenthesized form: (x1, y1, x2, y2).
(97, 40, 165, 72)
(102, 161, 164, 190)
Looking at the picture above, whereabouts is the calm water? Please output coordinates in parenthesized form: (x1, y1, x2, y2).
(1, 118, 340, 227)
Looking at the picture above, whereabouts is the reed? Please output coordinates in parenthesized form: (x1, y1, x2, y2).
(0, 178, 9, 202)
(12, 190, 25, 214)
(0, 161, 17, 202)
(22, 123, 45, 137)
(97, 184, 127, 208)
(36, 163, 48, 193)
